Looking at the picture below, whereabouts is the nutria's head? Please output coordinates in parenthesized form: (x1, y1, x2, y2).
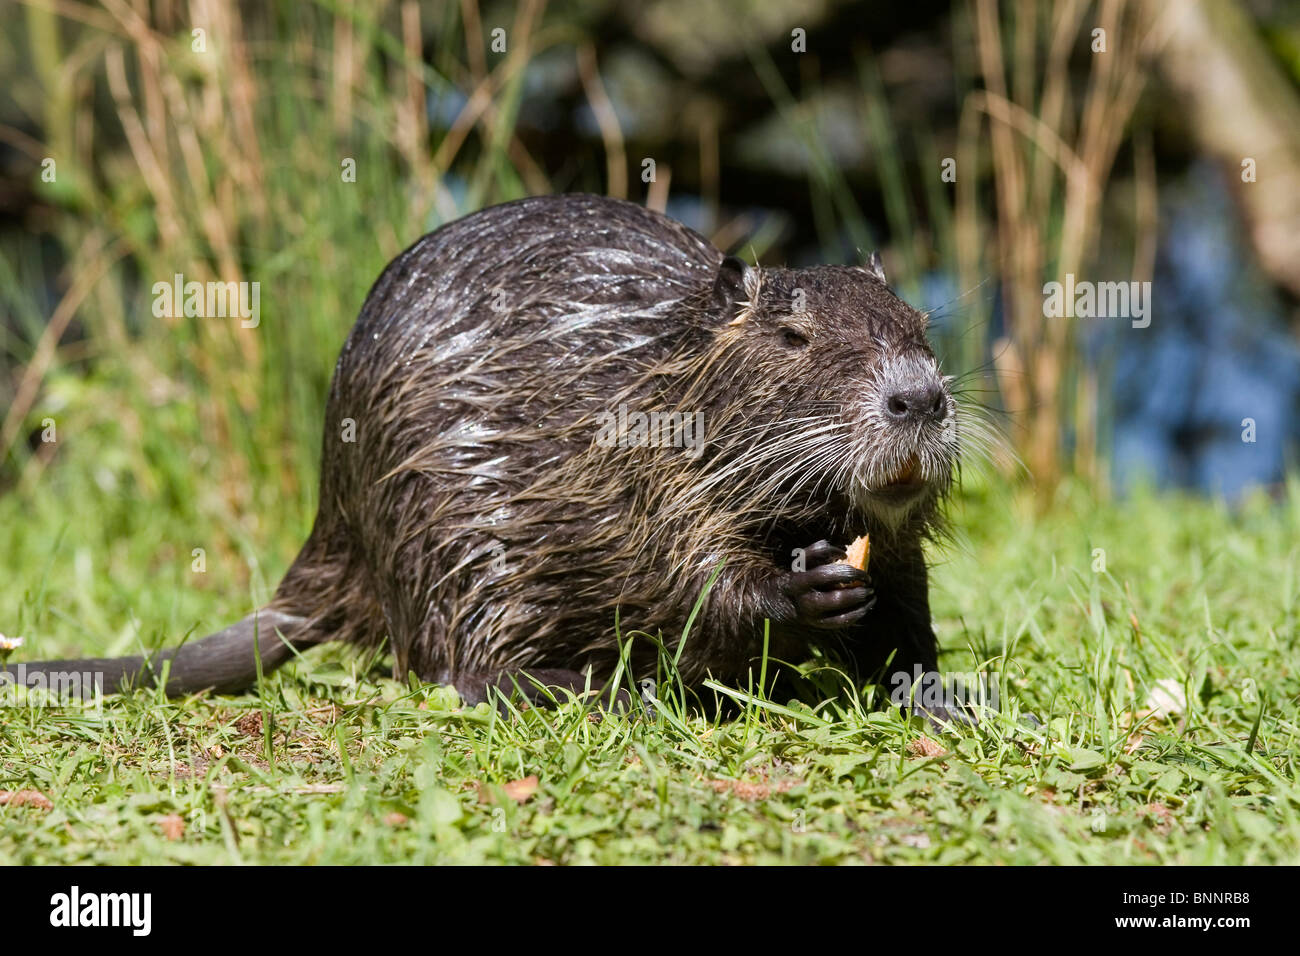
(696, 254, 959, 531)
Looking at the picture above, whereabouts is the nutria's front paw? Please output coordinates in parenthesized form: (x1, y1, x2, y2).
(783, 562, 875, 629)
(800, 539, 848, 568)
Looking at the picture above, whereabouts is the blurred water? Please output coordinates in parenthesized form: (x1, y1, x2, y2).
(921, 164, 1298, 498)
(1110, 164, 1299, 497)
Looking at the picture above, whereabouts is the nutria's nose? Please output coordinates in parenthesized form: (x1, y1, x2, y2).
(885, 383, 947, 423)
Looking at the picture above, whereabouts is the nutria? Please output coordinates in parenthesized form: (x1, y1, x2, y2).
(3, 195, 964, 717)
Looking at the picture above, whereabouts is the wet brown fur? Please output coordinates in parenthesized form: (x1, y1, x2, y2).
(274, 194, 958, 694)
(6, 194, 961, 704)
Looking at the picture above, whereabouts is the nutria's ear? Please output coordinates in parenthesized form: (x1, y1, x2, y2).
(863, 251, 887, 285)
(712, 255, 749, 315)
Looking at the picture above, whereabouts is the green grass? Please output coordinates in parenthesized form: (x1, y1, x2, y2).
(2, 468, 1297, 864)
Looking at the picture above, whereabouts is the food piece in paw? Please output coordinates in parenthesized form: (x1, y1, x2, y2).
(842, 534, 870, 572)
(828, 535, 869, 590)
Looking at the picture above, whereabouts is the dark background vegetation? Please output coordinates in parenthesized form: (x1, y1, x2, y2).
(3, 0, 1299, 525)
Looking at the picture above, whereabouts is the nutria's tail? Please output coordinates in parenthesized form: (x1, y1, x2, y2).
(0, 609, 313, 697)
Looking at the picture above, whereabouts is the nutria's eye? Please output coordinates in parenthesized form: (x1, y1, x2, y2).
(781, 327, 810, 348)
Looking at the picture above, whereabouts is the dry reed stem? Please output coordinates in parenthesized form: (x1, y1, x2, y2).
(1, 234, 128, 458)
(577, 43, 627, 200)
(966, 0, 1160, 490)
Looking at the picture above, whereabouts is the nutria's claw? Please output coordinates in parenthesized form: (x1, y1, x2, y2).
(801, 539, 847, 568)
(794, 562, 868, 589)
(784, 563, 874, 629)
(814, 590, 876, 628)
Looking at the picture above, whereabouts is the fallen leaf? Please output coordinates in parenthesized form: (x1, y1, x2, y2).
(476, 776, 539, 805)
(234, 711, 263, 737)
(731, 780, 772, 801)
(706, 778, 795, 801)
(0, 790, 52, 810)
(502, 775, 539, 802)
(906, 736, 946, 759)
